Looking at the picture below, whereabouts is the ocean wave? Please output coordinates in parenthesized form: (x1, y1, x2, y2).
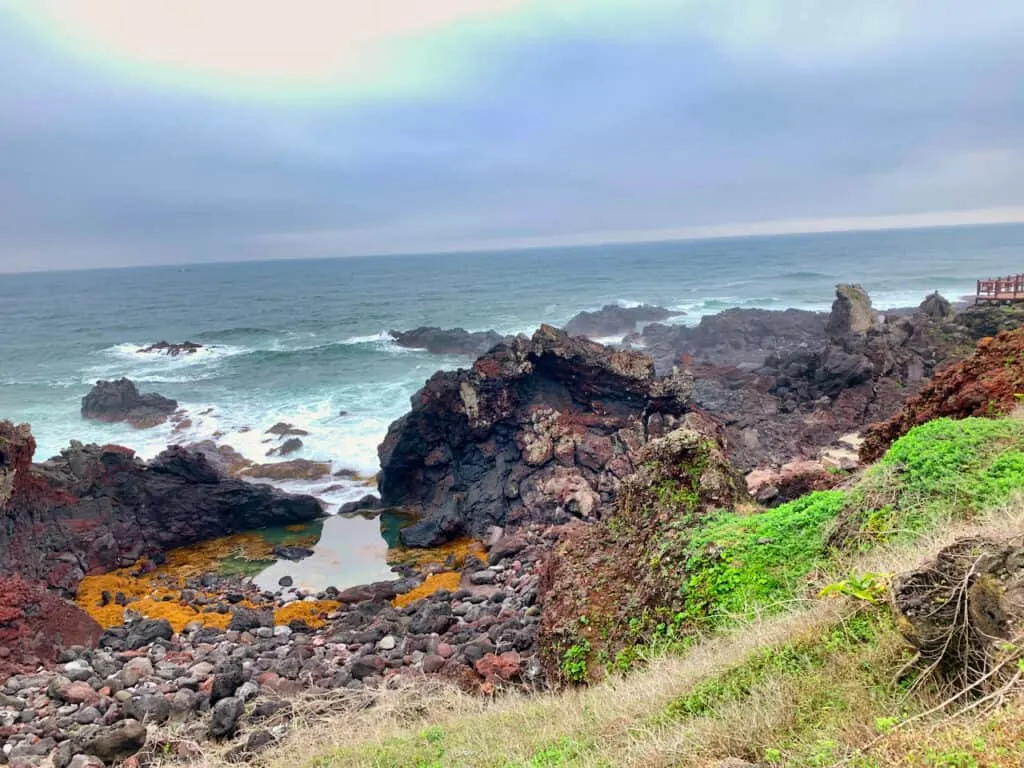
(100, 342, 249, 365)
(340, 331, 398, 345)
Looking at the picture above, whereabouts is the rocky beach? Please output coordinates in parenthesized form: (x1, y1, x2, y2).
(3, 279, 1024, 766)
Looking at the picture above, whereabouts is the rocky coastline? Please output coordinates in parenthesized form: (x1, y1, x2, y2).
(0, 286, 1013, 766)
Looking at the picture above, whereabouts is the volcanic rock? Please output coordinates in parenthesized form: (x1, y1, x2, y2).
(630, 307, 827, 373)
(0, 423, 322, 595)
(265, 422, 309, 437)
(377, 325, 692, 547)
(861, 328, 1024, 461)
(538, 412, 749, 680)
(137, 340, 203, 356)
(390, 327, 511, 356)
(0, 577, 102, 677)
(241, 459, 331, 482)
(563, 304, 683, 340)
(81, 378, 178, 429)
(826, 283, 876, 337)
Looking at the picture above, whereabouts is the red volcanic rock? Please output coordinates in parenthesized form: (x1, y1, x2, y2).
(474, 651, 521, 683)
(0, 421, 322, 595)
(0, 576, 103, 677)
(861, 329, 1024, 462)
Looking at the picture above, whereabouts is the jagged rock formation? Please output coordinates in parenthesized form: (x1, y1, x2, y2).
(956, 303, 1024, 338)
(861, 328, 1024, 462)
(825, 283, 876, 337)
(137, 340, 203, 356)
(687, 289, 974, 470)
(377, 325, 692, 547)
(628, 308, 827, 373)
(81, 378, 179, 429)
(0, 421, 323, 595)
(893, 536, 1024, 692)
(390, 327, 511, 356)
(537, 412, 749, 680)
(563, 304, 683, 340)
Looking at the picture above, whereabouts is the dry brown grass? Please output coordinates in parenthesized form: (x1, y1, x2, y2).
(158, 501, 1024, 768)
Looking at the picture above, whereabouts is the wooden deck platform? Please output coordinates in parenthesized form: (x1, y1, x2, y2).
(976, 274, 1024, 303)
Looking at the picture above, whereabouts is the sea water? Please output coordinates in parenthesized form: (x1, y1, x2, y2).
(3, 224, 1022, 587)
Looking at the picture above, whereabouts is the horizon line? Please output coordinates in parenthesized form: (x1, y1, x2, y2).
(3, 210, 1024, 276)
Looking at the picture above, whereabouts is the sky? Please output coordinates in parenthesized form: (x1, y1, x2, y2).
(2, 0, 1024, 272)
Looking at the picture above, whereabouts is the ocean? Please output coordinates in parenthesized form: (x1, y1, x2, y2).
(2, 223, 1023, 587)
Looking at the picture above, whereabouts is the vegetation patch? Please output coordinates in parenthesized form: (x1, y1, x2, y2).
(680, 490, 847, 625)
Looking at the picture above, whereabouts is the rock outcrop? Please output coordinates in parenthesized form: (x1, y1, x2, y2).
(80, 378, 179, 429)
(861, 328, 1024, 462)
(0, 576, 103, 677)
(377, 325, 692, 547)
(628, 308, 827, 373)
(0, 421, 323, 595)
(537, 412, 749, 680)
(687, 289, 974, 470)
(564, 304, 683, 340)
(137, 340, 203, 356)
(825, 283, 876, 337)
(390, 327, 511, 357)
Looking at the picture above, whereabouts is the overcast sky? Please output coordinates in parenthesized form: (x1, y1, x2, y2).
(2, 1, 1024, 272)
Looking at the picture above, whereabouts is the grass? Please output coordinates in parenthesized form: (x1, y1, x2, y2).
(151, 417, 1024, 767)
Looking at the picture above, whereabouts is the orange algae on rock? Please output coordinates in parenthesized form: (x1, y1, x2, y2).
(273, 600, 340, 629)
(73, 529, 314, 631)
(387, 537, 485, 571)
(392, 572, 462, 608)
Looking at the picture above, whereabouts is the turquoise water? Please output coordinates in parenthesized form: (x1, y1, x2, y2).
(2, 224, 1022, 513)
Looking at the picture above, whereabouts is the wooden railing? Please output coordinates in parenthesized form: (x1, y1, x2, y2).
(976, 274, 1024, 303)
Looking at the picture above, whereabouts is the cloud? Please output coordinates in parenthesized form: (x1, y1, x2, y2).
(0, 0, 1023, 271)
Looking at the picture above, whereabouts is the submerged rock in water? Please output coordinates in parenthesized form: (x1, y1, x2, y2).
(81, 378, 178, 429)
(563, 303, 683, 340)
(378, 324, 692, 547)
(390, 327, 511, 356)
(242, 459, 331, 481)
(137, 340, 203, 356)
(265, 422, 310, 437)
(272, 545, 315, 561)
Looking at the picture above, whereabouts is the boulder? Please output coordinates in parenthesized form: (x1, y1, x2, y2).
(81, 378, 178, 429)
(72, 720, 147, 765)
(825, 284, 876, 337)
(390, 327, 511, 357)
(564, 304, 683, 340)
(209, 697, 245, 739)
(377, 325, 692, 546)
